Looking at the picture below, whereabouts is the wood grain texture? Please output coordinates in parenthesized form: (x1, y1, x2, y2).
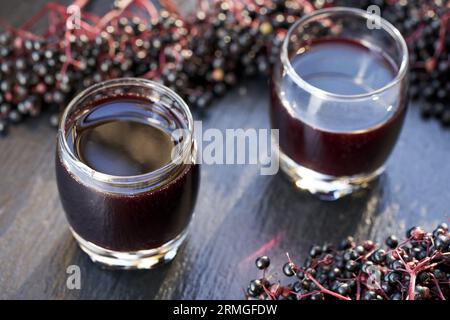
(0, 0, 449, 300)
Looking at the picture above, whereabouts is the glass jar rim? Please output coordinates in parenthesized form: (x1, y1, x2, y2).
(281, 7, 409, 101)
(58, 77, 194, 187)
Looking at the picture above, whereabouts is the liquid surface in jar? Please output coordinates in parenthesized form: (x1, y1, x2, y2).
(283, 38, 398, 132)
(68, 98, 175, 176)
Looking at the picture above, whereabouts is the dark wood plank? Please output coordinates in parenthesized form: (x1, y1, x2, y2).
(1, 0, 449, 300)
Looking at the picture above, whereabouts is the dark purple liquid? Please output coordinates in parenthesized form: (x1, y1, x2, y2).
(271, 39, 407, 177)
(56, 96, 199, 252)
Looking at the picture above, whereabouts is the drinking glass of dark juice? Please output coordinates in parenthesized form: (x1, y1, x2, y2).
(271, 7, 409, 200)
(56, 78, 199, 269)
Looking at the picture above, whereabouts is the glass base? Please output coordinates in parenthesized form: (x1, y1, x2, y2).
(71, 228, 187, 269)
(278, 150, 383, 201)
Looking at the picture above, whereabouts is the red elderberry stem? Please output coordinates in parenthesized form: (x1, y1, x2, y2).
(261, 283, 275, 300)
(198, 0, 210, 13)
(134, 0, 158, 19)
(356, 274, 361, 300)
(407, 273, 417, 301)
(72, 0, 90, 9)
(96, 0, 134, 29)
(394, 247, 416, 300)
(160, 0, 181, 16)
(20, 3, 65, 31)
(406, 23, 425, 45)
(296, 290, 321, 300)
(430, 273, 446, 301)
(296, 0, 315, 13)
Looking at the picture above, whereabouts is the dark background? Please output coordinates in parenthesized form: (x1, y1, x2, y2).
(0, 0, 449, 299)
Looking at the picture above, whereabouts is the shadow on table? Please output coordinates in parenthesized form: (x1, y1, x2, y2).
(259, 172, 391, 249)
(14, 229, 173, 299)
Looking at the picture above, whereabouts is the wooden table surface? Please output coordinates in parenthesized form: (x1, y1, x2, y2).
(1, 0, 449, 300)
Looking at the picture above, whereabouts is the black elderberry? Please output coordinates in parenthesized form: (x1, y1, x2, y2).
(0, 80, 11, 92)
(283, 262, 295, 277)
(322, 243, 333, 253)
(441, 111, 450, 127)
(248, 279, 264, 297)
(434, 234, 449, 250)
(8, 110, 22, 124)
(381, 283, 392, 294)
(53, 91, 65, 104)
(414, 285, 430, 300)
(355, 245, 365, 255)
(0, 61, 12, 75)
(305, 268, 316, 278)
(361, 261, 374, 274)
(317, 273, 328, 284)
(385, 251, 398, 264)
(347, 279, 356, 291)
(433, 269, 445, 280)
(412, 247, 427, 260)
(417, 271, 430, 284)
(0, 103, 10, 116)
(255, 256, 270, 270)
(391, 260, 404, 271)
(213, 83, 226, 96)
(433, 228, 445, 237)
(437, 223, 448, 231)
(328, 267, 341, 280)
(292, 281, 302, 293)
(371, 249, 386, 264)
(345, 260, 359, 272)
(310, 292, 324, 300)
(339, 236, 355, 250)
(0, 47, 11, 58)
(0, 119, 8, 136)
(343, 249, 358, 261)
(406, 227, 418, 239)
(0, 32, 11, 45)
(362, 290, 377, 300)
(196, 93, 212, 110)
(15, 58, 26, 71)
(301, 279, 311, 290)
(362, 240, 375, 251)
(49, 113, 59, 128)
(309, 245, 322, 258)
(390, 292, 403, 300)
(386, 271, 401, 285)
(433, 103, 445, 118)
(385, 235, 398, 249)
(336, 283, 349, 296)
(303, 257, 313, 269)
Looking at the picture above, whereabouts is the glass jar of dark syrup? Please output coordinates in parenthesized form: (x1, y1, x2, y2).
(271, 8, 409, 200)
(56, 78, 199, 269)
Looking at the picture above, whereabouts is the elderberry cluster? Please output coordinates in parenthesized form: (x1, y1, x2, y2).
(169, 0, 307, 111)
(247, 223, 450, 300)
(0, 4, 189, 135)
(0, 0, 449, 136)
(0, 0, 311, 136)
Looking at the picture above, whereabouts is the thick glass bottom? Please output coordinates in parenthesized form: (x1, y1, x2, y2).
(71, 228, 187, 269)
(278, 149, 383, 201)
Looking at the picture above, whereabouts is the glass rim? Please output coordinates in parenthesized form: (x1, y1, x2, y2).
(281, 7, 409, 101)
(58, 77, 194, 187)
